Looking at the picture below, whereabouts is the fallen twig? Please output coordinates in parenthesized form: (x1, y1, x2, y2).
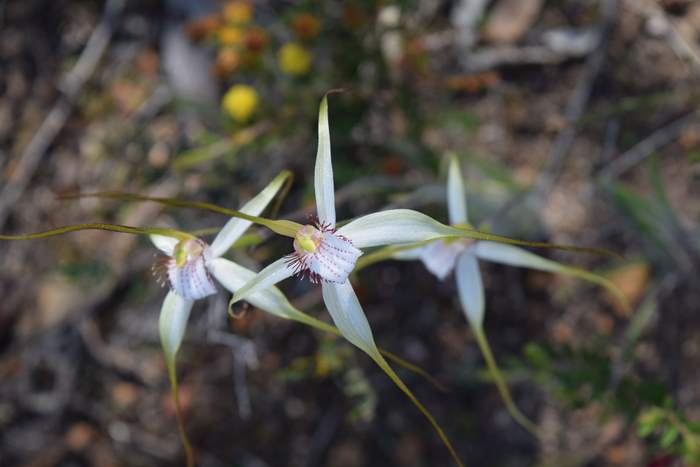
(489, 0, 618, 230)
(599, 111, 698, 180)
(0, 0, 126, 230)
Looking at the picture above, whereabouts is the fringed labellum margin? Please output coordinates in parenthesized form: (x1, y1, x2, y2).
(154, 238, 217, 300)
(286, 222, 362, 284)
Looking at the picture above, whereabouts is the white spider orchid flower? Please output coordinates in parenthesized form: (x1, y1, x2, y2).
(230, 96, 468, 467)
(150, 172, 334, 377)
(386, 154, 628, 434)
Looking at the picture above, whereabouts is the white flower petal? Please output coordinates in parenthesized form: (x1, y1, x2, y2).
(159, 291, 194, 366)
(150, 234, 179, 256)
(447, 154, 468, 225)
(314, 96, 336, 227)
(209, 172, 289, 258)
(455, 250, 485, 329)
(337, 209, 458, 249)
(475, 241, 560, 271)
(167, 254, 217, 300)
(321, 281, 377, 355)
(419, 240, 468, 280)
(208, 257, 323, 326)
(308, 232, 362, 283)
(229, 256, 296, 304)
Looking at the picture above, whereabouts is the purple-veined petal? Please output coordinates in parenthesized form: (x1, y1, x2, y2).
(321, 281, 376, 355)
(447, 154, 468, 226)
(314, 96, 336, 227)
(307, 231, 362, 283)
(166, 247, 217, 300)
(159, 291, 194, 367)
(209, 172, 290, 258)
(151, 234, 179, 256)
(455, 249, 485, 328)
(420, 239, 469, 280)
(337, 209, 458, 249)
(229, 256, 296, 305)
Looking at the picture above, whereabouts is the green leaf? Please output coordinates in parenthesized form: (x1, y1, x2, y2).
(661, 426, 679, 448)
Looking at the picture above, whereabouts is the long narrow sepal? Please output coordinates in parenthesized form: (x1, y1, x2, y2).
(322, 281, 465, 467)
(447, 153, 468, 226)
(59, 191, 303, 238)
(314, 95, 336, 227)
(472, 327, 540, 437)
(455, 250, 485, 328)
(207, 257, 446, 392)
(474, 241, 630, 312)
(227, 257, 296, 313)
(338, 209, 620, 258)
(158, 292, 196, 467)
(210, 171, 294, 257)
(0, 223, 194, 242)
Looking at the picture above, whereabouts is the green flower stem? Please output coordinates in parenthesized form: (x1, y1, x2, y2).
(166, 360, 195, 467)
(0, 223, 193, 241)
(472, 327, 540, 437)
(60, 190, 303, 238)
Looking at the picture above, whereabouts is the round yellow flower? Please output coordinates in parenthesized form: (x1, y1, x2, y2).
(223, 1, 253, 24)
(222, 85, 258, 123)
(218, 26, 244, 46)
(278, 42, 312, 76)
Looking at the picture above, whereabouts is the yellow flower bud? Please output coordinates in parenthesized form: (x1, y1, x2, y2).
(222, 85, 258, 123)
(218, 26, 244, 46)
(278, 42, 312, 76)
(223, 1, 253, 24)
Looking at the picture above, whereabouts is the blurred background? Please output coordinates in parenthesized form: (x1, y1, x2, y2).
(1, 0, 700, 465)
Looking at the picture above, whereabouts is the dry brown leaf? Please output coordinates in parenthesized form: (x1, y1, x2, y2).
(482, 0, 544, 44)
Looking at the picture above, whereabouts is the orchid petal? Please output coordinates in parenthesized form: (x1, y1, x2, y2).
(473, 241, 629, 310)
(151, 234, 179, 256)
(420, 239, 468, 280)
(321, 281, 376, 354)
(158, 291, 195, 467)
(159, 291, 194, 369)
(227, 257, 296, 306)
(308, 231, 362, 283)
(210, 172, 291, 258)
(207, 257, 334, 332)
(167, 251, 218, 300)
(455, 250, 485, 329)
(337, 209, 458, 249)
(211, 171, 291, 257)
(314, 95, 336, 227)
(321, 281, 465, 467)
(447, 154, 468, 225)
